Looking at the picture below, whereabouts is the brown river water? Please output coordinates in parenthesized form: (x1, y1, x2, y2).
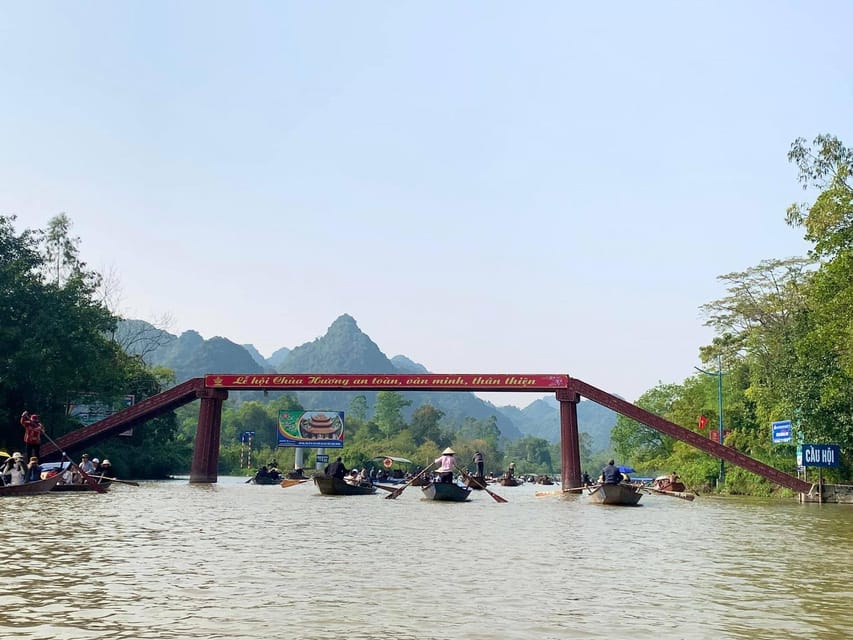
(1, 477, 851, 640)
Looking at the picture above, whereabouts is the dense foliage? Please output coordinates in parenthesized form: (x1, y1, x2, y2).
(610, 134, 853, 493)
(0, 215, 184, 478)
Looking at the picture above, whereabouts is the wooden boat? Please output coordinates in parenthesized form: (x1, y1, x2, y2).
(250, 475, 281, 485)
(586, 483, 643, 506)
(536, 476, 555, 485)
(313, 474, 377, 496)
(498, 476, 520, 487)
(652, 475, 686, 493)
(52, 479, 112, 492)
(421, 482, 472, 502)
(0, 473, 63, 496)
(464, 474, 487, 490)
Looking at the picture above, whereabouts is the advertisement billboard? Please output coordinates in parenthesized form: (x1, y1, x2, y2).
(277, 410, 344, 448)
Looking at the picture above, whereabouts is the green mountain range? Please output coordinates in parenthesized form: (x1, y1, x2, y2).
(118, 314, 617, 450)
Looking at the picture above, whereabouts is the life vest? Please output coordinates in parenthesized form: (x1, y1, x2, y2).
(24, 422, 43, 445)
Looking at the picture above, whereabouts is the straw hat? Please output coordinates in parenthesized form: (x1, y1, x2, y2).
(442, 447, 456, 455)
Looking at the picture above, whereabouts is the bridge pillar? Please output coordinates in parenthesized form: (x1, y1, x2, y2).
(557, 389, 582, 491)
(190, 388, 228, 483)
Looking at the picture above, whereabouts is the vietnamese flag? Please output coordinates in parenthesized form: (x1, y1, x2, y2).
(698, 415, 708, 430)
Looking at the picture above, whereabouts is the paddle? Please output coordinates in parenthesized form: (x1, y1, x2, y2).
(98, 477, 140, 487)
(39, 431, 107, 494)
(280, 478, 308, 489)
(245, 474, 257, 484)
(456, 467, 508, 503)
(642, 485, 696, 501)
(385, 462, 435, 499)
(373, 484, 400, 493)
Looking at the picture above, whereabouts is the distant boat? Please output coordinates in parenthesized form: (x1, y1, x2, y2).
(652, 475, 686, 493)
(52, 479, 112, 492)
(421, 482, 471, 502)
(586, 483, 643, 506)
(313, 474, 377, 496)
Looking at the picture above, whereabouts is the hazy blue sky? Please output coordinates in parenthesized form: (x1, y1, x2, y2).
(2, 2, 851, 408)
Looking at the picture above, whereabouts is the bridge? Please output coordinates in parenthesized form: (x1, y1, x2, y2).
(41, 373, 812, 494)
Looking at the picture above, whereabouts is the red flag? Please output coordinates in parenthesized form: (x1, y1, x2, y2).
(698, 415, 708, 430)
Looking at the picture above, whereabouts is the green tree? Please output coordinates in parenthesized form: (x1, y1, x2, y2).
(410, 404, 445, 445)
(349, 394, 369, 421)
(374, 391, 411, 439)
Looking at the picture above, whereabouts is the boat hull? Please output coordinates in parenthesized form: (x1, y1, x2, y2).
(1, 473, 63, 496)
(587, 483, 643, 506)
(52, 479, 112, 492)
(313, 475, 377, 496)
(421, 482, 471, 502)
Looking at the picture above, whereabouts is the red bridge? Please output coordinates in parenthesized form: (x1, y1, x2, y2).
(41, 373, 812, 494)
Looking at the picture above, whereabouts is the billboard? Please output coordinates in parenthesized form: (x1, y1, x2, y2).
(277, 410, 344, 448)
(771, 420, 793, 444)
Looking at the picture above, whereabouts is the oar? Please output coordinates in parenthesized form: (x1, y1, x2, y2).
(39, 431, 107, 494)
(456, 467, 508, 503)
(280, 478, 308, 489)
(99, 477, 140, 487)
(385, 463, 435, 499)
(374, 484, 400, 493)
(642, 485, 696, 501)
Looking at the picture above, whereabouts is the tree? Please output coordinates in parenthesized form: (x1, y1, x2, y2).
(43, 213, 82, 285)
(349, 395, 369, 422)
(410, 404, 444, 445)
(374, 391, 411, 439)
(786, 134, 853, 259)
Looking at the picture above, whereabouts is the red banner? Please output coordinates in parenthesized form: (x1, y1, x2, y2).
(205, 373, 569, 392)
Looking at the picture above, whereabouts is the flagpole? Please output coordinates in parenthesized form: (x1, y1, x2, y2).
(695, 354, 725, 486)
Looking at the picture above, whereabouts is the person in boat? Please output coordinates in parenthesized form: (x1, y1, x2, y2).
(2, 452, 27, 485)
(79, 453, 96, 475)
(582, 471, 592, 487)
(472, 451, 485, 477)
(25, 456, 42, 483)
(99, 459, 113, 477)
(505, 461, 516, 480)
(22, 411, 44, 461)
(434, 447, 456, 484)
(325, 456, 347, 479)
(255, 465, 270, 481)
(600, 460, 623, 485)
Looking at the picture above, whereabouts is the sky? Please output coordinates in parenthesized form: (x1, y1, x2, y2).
(2, 2, 851, 409)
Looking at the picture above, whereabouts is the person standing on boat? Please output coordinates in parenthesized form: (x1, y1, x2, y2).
(472, 451, 485, 477)
(600, 460, 623, 485)
(434, 447, 456, 484)
(325, 456, 346, 479)
(21, 411, 44, 461)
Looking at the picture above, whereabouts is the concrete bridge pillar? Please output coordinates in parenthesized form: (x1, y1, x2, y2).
(557, 389, 582, 491)
(190, 388, 228, 483)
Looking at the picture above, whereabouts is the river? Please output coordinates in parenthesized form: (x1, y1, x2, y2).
(1, 478, 851, 640)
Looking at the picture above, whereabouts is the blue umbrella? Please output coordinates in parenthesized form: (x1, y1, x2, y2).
(617, 465, 636, 474)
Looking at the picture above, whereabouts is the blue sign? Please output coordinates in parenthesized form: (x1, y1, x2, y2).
(801, 444, 840, 468)
(772, 420, 792, 444)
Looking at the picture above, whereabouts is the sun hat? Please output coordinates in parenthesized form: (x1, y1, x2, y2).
(12, 452, 23, 460)
(102, 459, 111, 466)
(92, 458, 100, 464)
(442, 447, 456, 455)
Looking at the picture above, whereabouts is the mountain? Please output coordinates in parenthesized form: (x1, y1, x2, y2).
(495, 396, 616, 451)
(118, 315, 615, 447)
(278, 315, 524, 439)
(117, 320, 268, 381)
